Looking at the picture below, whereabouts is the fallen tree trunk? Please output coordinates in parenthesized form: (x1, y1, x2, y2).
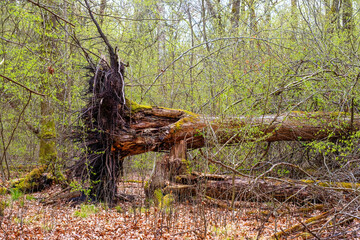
(143, 138, 358, 203)
(115, 100, 360, 157)
(147, 152, 357, 203)
(165, 175, 335, 202)
(72, 96, 359, 203)
(124, 102, 360, 202)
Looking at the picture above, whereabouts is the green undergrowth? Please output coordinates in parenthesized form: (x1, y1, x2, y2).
(73, 204, 99, 218)
(154, 189, 174, 213)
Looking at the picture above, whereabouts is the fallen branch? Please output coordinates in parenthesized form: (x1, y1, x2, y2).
(270, 211, 333, 239)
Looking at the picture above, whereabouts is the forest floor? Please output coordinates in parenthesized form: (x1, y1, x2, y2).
(1, 176, 359, 239)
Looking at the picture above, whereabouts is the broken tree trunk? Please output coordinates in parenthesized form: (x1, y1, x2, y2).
(117, 101, 359, 202)
(145, 140, 188, 198)
(114, 100, 360, 157)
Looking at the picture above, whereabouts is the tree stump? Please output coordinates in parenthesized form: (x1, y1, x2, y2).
(145, 140, 188, 198)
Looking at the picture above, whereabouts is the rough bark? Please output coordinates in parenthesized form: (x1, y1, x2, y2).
(114, 100, 360, 158)
(231, 0, 240, 28)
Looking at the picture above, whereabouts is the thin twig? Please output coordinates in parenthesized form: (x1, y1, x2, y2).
(26, 0, 75, 27)
(199, 149, 251, 178)
(83, 0, 117, 68)
(299, 221, 321, 240)
(142, 36, 292, 100)
(0, 93, 32, 180)
(0, 74, 45, 96)
(252, 162, 316, 185)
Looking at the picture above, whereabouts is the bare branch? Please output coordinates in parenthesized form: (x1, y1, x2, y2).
(26, 0, 75, 27)
(0, 74, 45, 96)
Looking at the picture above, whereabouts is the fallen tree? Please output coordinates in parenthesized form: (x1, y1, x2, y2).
(69, 0, 360, 204)
(71, 64, 360, 204)
(72, 91, 360, 203)
(111, 103, 359, 203)
(114, 100, 359, 156)
(141, 139, 359, 204)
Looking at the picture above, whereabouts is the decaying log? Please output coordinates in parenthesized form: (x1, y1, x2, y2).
(145, 146, 356, 203)
(164, 176, 332, 202)
(11, 165, 55, 193)
(115, 100, 360, 157)
(270, 211, 333, 239)
(149, 160, 360, 203)
(74, 96, 360, 203)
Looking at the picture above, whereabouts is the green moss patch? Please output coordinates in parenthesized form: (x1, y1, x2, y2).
(126, 98, 152, 113)
(11, 165, 55, 193)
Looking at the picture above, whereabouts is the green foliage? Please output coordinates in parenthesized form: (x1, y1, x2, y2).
(69, 180, 91, 199)
(114, 205, 123, 213)
(25, 195, 35, 201)
(277, 168, 290, 177)
(73, 204, 99, 218)
(0, 200, 7, 216)
(154, 189, 174, 212)
(10, 188, 23, 201)
(307, 131, 360, 160)
(154, 189, 163, 204)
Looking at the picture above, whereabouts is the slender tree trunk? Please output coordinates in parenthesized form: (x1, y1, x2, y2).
(326, 0, 341, 33)
(187, 3, 195, 103)
(231, 0, 240, 29)
(205, 0, 222, 32)
(39, 0, 58, 173)
(201, 0, 210, 52)
(248, 0, 257, 35)
(157, 2, 167, 104)
(240, 0, 245, 17)
(264, 0, 271, 28)
(291, 0, 298, 40)
(342, 0, 353, 36)
(99, 0, 107, 26)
